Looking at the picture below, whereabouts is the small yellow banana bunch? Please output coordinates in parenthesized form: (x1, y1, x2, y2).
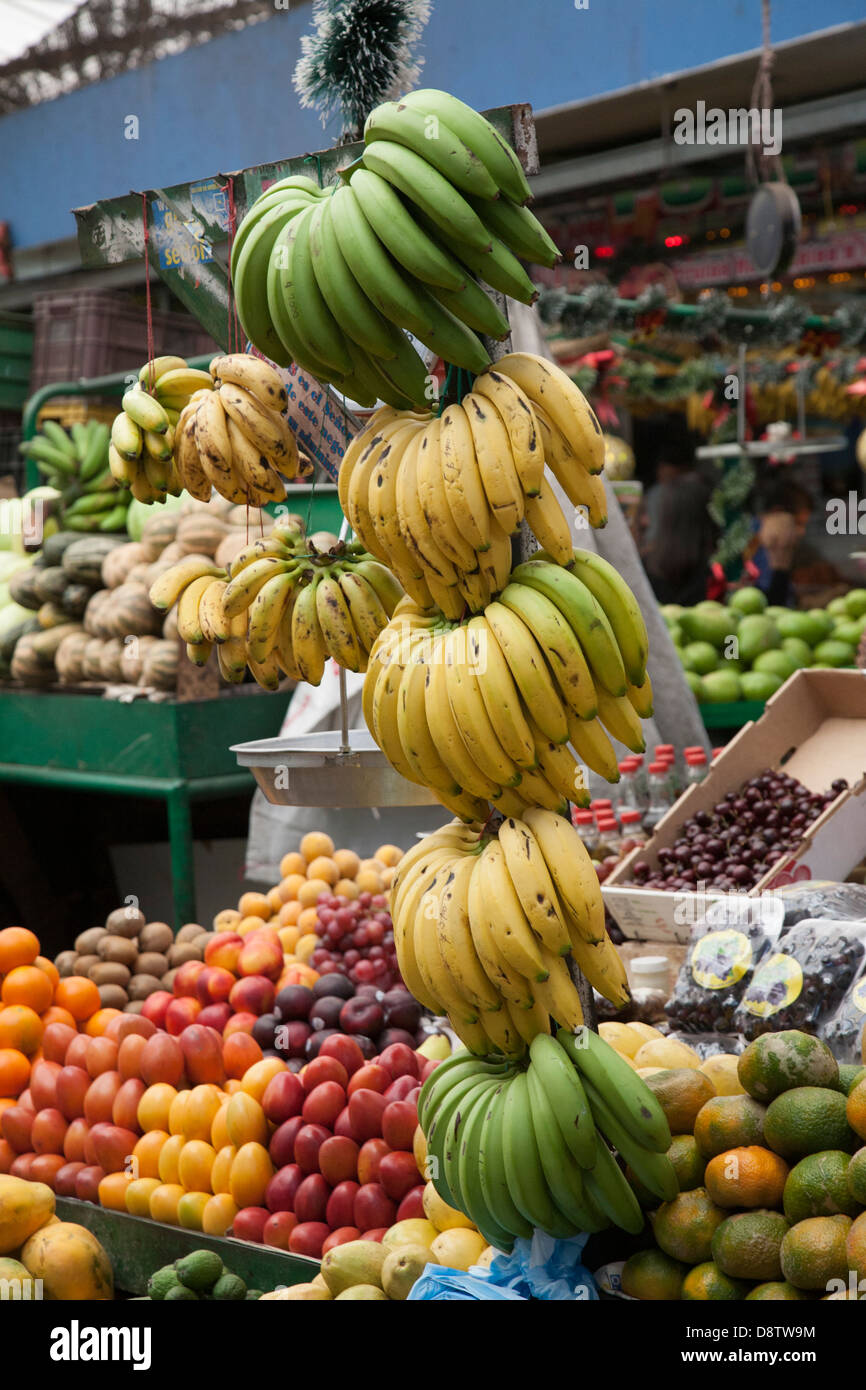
(338, 351, 609, 619)
(391, 812, 629, 1058)
(148, 521, 404, 690)
(363, 546, 652, 825)
(174, 355, 301, 507)
(109, 355, 214, 503)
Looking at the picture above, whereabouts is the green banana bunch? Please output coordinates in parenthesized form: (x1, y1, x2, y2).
(230, 87, 559, 404)
(19, 418, 130, 532)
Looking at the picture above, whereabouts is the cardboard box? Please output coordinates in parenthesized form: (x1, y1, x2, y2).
(602, 669, 866, 944)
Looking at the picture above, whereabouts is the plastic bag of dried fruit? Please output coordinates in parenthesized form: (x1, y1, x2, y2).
(732, 917, 866, 1042)
(771, 880, 866, 928)
(664, 894, 784, 1035)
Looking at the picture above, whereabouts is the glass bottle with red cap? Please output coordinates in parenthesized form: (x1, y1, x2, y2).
(684, 749, 708, 788)
(573, 809, 599, 856)
(643, 761, 674, 833)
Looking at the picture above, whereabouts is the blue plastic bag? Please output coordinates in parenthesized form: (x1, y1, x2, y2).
(407, 1232, 599, 1301)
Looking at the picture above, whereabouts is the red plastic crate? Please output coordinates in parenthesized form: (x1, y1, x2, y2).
(30, 291, 218, 391)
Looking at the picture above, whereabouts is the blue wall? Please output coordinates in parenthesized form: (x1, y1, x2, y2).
(1, 0, 863, 250)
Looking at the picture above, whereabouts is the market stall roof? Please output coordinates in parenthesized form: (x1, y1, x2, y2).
(532, 20, 866, 195)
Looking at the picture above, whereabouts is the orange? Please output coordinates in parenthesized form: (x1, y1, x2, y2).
(33, 956, 60, 991)
(297, 878, 331, 909)
(202, 1192, 237, 1237)
(125, 1177, 161, 1218)
(85, 1008, 122, 1037)
(99, 1172, 133, 1211)
(355, 869, 383, 894)
(238, 891, 271, 921)
(704, 1146, 789, 1209)
(132, 1130, 169, 1180)
(40, 1006, 76, 1030)
(334, 878, 360, 900)
(0, 927, 40, 974)
(359, 857, 385, 875)
(149, 1183, 184, 1225)
(1, 965, 54, 1014)
(306, 856, 339, 886)
(54, 977, 100, 1023)
(300, 831, 334, 863)
(0, 1048, 30, 1098)
(0, 1004, 43, 1056)
(279, 851, 307, 878)
(693, 1094, 767, 1159)
(374, 844, 403, 868)
(846, 1078, 866, 1141)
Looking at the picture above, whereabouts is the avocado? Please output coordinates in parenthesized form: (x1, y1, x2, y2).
(175, 1250, 224, 1291)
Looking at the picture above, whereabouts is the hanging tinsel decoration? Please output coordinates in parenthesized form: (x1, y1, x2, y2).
(293, 0, 431, 142)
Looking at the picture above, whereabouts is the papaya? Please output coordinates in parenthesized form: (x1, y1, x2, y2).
(0, 1174, 55, 1255)
(20, 1221, 113, 1300)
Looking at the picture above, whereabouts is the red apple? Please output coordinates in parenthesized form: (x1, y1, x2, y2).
(198, 1003, 232, 1034)
(90, 1123, 138, 1174)
(357, 1137, 390, 1186)
(262, 1210, 298, 1250)
(376, 1043, 419, 1082)
(195, 966, 235, 1007)
(318, 1135, 359, 1186)
(172, 960, 207, 998)
(326, 1179, 360, 1229)
(348, 1089, 388, 1143)
(381, 1100, 418, 1153)
(288, 1222, 330, 1258)
(165, 996, 202, 1035)
(229, 975, 276, 1017)
(396, 1184, 426, 1221)
(74, 1164, 104, 1203)
(30, 1108, 67, 1156)
(293, 1123, 329, 1174)
(238, 934, 283, 982)
(264, 1162, 303, 1213)
(293, 1172, 330, 1224)
(63, 1117, 90, 1163)
(140, 990, 173, 1030)
(178, 1024, 225, 1086)
(353, 1181, 396, 1232)
(55, 1066, 90, 1121)
(319, 1034, 365, 1077)
(302, 1081, 346, 1129)
(261, 1071, 304, 1126)
(322, 1226, 361, 1255)
(379, 1150, 423, 1202)
(346, 1063, 389, 1097)
(232, 1206, 269, 1243)
(54, 1160, 85, 1196)
(204, 931, 243, 973)
(268, 1116, 304, 1169)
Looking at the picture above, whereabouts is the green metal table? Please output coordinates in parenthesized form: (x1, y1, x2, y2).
(0, 687, 288, 926)
(55, 1197, 318, 1295)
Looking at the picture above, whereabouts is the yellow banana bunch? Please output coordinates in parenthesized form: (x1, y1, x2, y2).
(389, 812, 627, 1055)
(148, 527, 404, 689)
(338, 353, 608, 617)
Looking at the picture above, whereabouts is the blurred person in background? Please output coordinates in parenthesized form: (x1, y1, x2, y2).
(642, 459, 716, 605)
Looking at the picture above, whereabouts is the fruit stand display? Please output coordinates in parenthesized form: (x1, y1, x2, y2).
(4, 78, 866, 1318)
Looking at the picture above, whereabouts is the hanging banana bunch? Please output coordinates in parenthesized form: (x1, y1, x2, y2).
(109, 356, 214, 504)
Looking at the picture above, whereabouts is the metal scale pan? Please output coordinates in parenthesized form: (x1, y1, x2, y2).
(231, 728, 439, 809)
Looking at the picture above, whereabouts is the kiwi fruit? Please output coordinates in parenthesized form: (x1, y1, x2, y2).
(98, 984, 129, 1010)
(97, 935, 139, 967)
(88, 961, 131, 988)
(124, 999, 145, 1015)
(191, 933, 212, 955)
(161, 968, 178, 993)
(55, 950, 78, 978)
(127, 974, 163, 1000)
(105, 906, 146, 940)
(176, 923, 206, 944)
(136, 952, 168, 979)
(138, 922, 174, 954)
(167, 941, 202, 967)
(75, 927, 106, 955)
(74, 954, 100, 977)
